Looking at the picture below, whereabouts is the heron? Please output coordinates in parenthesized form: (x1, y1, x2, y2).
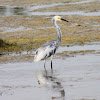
(34, 16, 68, 69)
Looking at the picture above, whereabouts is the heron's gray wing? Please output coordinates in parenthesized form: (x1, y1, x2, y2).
(41, 40, 57, 48)
(35, 40, 56, 53)
(34, 40, 57, 61)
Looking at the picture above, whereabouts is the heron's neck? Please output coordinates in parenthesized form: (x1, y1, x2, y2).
(53, 19, 62, 42)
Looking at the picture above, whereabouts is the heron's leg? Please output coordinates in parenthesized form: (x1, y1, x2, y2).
(44, 60, 47, 74)
(51, 60, 54, 75)
(44, 59, 46, 69)
(51, 56, 53, 70)
(51, 60, 52, 69)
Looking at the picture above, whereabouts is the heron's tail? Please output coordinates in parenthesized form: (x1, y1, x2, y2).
(34, 49, 44, 62)
(34, 56, 38, 62)
(34, 55, 41, 62)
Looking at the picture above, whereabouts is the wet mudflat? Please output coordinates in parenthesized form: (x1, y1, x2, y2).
(0, 0, 100, 100)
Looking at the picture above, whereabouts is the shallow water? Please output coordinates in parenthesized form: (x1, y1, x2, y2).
(29, 11, 100, 16)
(0, 42, 100, 99)
(57, 42, 100, 53)
(0, 54, 100, 100)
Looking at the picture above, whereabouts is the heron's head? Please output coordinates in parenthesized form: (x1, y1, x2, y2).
(53, 16, 69, 22)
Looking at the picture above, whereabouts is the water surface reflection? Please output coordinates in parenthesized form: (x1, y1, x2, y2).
(36, 69, 65, 100)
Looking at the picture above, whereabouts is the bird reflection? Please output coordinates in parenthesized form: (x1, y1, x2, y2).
(36, 69, 65, 100)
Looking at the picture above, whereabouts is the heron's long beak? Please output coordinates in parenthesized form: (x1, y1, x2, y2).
(61, 18, 69, 22)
